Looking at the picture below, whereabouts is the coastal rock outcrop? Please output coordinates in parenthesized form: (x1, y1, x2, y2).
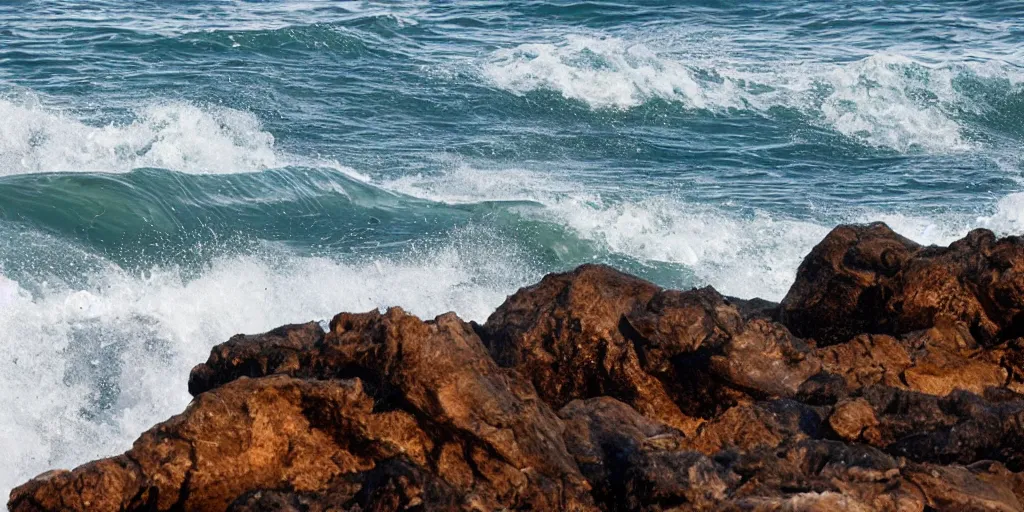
(10, 223, 1024, 511)
(780, 223, 1024, 346)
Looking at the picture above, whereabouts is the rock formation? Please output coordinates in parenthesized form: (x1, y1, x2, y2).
(9, 223, 1024, 511)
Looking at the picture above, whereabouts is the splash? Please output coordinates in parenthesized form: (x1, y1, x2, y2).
(0, 230, 536, 498)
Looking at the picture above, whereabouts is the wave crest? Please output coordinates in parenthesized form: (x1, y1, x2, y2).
(0, 97, 282, 175)
(482, 35, 1021, 152)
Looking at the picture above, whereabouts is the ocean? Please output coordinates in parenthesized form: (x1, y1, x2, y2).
(1, 0, 1023, 498)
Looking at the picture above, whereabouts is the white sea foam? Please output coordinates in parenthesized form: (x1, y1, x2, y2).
(482, 35, 1019, 152)
(0, 97, 281, 174)
(484, 35, 740, 110)
(0, 233, 534, 499)
(814, 54, 971, 152)
(0, 95, 373, 178)
(385, 166, 823, 298)
(384, 165, 1024, 300)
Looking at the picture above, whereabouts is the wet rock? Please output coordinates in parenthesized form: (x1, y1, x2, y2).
(188, 321, 324, 396)
(903, 462, 1024, 512)
(709, 318, 821, 398)
(558, 397, 729, 510)
(722, 440, 922, 511)
(685, 399, 828, 455)
(809, 322, 1010, 399)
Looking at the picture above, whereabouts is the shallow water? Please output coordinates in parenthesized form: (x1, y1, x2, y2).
(1, 0, 1023, 498)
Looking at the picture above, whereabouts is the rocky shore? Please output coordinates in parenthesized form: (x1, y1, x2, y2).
(8, 222, 1024, 511)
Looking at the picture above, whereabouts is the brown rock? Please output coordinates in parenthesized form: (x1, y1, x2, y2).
(478, 265, 705, 432)
(558, 397, 728, 510)
(904, 462, 1024, 512)
(835, 386, 1024, 470)
(722, 440, 924, 511)
(810, 324, 1009, 399)
(829, 398, 880, 444)
(480, 266, 816, 433)
(11, 221, 1024, 512)
(814, 334, 911, 394)
(685, 399, 828, 455)
(710, 318, 821, 398)
(188, 322, 324, 396)
(781, 223, 1024, 346)
(10, 309, 597, 512)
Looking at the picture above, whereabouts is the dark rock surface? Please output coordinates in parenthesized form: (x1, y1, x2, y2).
(10, 223, 1024, 511)
(781, 223, 1024, 346)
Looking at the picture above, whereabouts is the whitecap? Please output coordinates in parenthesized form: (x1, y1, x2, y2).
(0, 93, 366, 177)
(481, 35, 1021, 153)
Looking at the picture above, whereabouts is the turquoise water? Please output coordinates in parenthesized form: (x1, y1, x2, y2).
(2, 1, 1023, 497)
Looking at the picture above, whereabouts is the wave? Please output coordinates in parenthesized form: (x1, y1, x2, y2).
(482, 35, 1024, 152)
(0, 95, 374, 177)
(384, 166, 1024, 299)
(5, 162, 1017, 303)
(0, 97, 280, 174)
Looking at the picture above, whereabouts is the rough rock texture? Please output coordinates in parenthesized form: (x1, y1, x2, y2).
(781, 223, 1024, 346)
(11, 309, 596, 512)
(10, 223, 1024, 512)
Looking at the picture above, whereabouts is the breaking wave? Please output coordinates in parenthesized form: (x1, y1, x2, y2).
(482, 35, 1024, 152)
(0, 95, 358, 175)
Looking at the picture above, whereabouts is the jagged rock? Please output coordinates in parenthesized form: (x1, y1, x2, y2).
(188, 321, 324, 396)
(9, 308, 596, 512)
(809, 322, 1010, 399)
(1004, 338, 1024, 394)
(725, 442, 1024, 512)
(709, 318, 821, 399)
(781, 223, 1024, 346)
(557, 398, 1024, 511)
(11, 223, 1024, 512)
(722, 440, 924, 511)
(903, 462, 1024, 512)
(830, 386, 1024, 471)
(479, 266, 819, 433)
(684, 399, 828, 455)
(478, 265, 707, 433)
(558, 397, 729, 510)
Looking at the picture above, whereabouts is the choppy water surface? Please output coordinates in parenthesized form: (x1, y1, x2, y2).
(1, 0, 1023, 497)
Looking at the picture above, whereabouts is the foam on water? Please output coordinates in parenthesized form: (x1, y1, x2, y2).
(0, 97, 280, 175)
(386, 166, 824, 298)
(384, 165, 1023, 300)
(0, 231, 535, 498)
(482, 35, 1022, 152)
(813, 54, 970, 152)
(0, 93, 374, 182)
(483, 35, 737, 111)
(978, 192, 1024, 234)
